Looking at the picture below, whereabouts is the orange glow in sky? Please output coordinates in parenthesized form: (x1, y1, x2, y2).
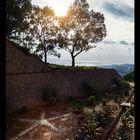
(45, 0, 74, 16)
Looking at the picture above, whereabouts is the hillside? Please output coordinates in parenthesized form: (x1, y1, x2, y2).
(100, 64, 134, 76)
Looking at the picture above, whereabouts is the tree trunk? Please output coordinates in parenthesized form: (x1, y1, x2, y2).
(71, 55, 75, 67)
(44, 50, 47, 63)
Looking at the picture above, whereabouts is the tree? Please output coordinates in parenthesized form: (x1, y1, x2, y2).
(57, 0, 106, 66)
(8, 27, 37, 54)
(29, 6, 60, 63)
(123, 71, 134, 82)
(6, 0, 32, 38)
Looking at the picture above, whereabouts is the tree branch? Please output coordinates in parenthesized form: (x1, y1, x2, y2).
(74, 48, 84, 57)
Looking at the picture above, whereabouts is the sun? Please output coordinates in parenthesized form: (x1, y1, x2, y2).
(52, 3, 68, 16)
(46, 0, 74, 16)
(32, 0, 75, 16)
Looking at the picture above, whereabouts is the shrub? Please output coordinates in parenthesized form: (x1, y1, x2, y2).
(129, 104, 135, 116)
(103, 104, 115, 117)
(92, 111, 106, 127)
(76, 120, 102, 139)
(112, 78, 131, 95)
(117, 127, 129, 140)
(86, 96, 95, 106)
(121, 111, 133, 128)
(129, 97, 135, 116)
(68, 98, 86, 110)
(41, 86, 58, 102)
(83, 80, 99, 96)
(123, 71, 134, 82)
(76, 128, 90, 140)
(82, 120, 102, 139)
(76, 112, 103, 139)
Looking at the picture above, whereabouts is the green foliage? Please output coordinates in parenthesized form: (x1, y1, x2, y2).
(77, 128, 90, 140)
(29, 6, 60, 63)
(112, 78, 131, 95)
(68, 97, 86, 109)
(113, 127, 129, 140)
(121, 111, 133, 128)
(128, 96, 135, 116)
(48, 63, 97, 70)
(76, 110, 107, 139)
(6, 0, 32, 37)
(103, 104, 115, 117)
(86, 96, 95, 106)
(129, 104, 135, 116)
(91, 111, 106, 127)
(42, 86, 58, 102)
(123, 71, 134, 82)
(9, 31, 36, 52)
(82, 120, 102, 139)
(83, 80, 99, 96)
(57, 0, 106, 66)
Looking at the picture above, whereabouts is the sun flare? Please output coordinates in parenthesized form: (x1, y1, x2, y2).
(46, 0, 74, 16)
(53, 3, 67, 16)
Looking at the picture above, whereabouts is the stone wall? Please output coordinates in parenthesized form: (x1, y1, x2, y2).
(6, 41, 122, 111)
(6, 41, 50, 74)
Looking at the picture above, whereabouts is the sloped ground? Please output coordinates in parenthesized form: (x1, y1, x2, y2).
(6, 102, 85, 140)
(6, 83, 134, 140)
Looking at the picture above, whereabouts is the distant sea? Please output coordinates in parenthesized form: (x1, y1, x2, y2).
(47, 59, 134, 76)
(47, 58, 132, 67)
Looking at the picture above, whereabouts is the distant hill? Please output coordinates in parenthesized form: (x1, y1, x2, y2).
(100, 64, 134, 76)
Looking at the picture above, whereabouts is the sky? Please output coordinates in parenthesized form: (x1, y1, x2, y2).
(32, 0, 134, 66)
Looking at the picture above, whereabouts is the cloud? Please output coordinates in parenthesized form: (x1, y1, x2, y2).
(102, 1, 134, 22)
(102, 40, 117, 44)
(119, 41, 129, 45)
(102, 40, 132, 46)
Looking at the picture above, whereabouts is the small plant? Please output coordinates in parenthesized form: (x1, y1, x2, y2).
(76, 128, 89, 140)
(121, 111, 133, 128)
(92, 111, 106, 127)
(103, 104, 115, 117)
(76, 112, 104, 139)
(82, 120, 102, 139)
(117, 127, 129, 140)
(86, 96, 95, 106)
(83, 80, 99, 96)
